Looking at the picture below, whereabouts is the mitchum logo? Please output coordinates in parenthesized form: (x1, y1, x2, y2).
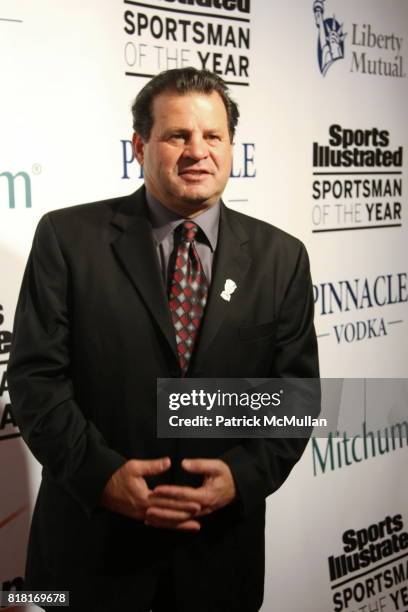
(313, 0, 346, 75)
(0, 171, 32, 208)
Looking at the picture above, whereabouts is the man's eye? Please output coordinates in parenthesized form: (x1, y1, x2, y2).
(170, 134, 185, 142)
(207, 134, 221, 141)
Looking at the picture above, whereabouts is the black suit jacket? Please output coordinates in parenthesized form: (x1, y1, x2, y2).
(8, 186, 319, 612)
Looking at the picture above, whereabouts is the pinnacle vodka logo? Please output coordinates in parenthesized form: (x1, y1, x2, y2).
(313, 0, 346, 76)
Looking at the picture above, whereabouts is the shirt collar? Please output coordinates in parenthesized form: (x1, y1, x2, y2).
(146, 190, 220, 251)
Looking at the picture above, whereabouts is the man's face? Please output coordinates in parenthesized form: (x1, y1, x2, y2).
(133, 90, 233, 217)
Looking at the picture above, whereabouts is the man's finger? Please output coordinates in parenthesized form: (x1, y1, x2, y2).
(148, 494, 201, 513)
(131, 457, 171, 477)
(181, 458, 221, 475)
(152, 484, 207, 504)
(174, 520, 201, 532)
(194, 506, 213, 517)
(145, 515, 201, 532)
(145, 505, 198, 523)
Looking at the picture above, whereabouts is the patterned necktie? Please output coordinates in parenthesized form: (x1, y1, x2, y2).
(168, 221, 209, 375)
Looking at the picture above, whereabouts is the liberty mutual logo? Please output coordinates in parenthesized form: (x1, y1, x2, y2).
(313, 0, 346, 76)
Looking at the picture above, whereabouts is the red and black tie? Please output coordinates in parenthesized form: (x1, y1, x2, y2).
(168, 221, 209, 375)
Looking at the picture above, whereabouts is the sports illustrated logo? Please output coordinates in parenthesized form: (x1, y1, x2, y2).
(0, 303, 19, 442)
(313, 0, 346, 76)
(123, 0, 251, 86)
(324, 513, 408, 611)
(311, 125, 404, 233)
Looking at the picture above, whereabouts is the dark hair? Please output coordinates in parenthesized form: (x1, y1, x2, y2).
(131, 67, 239, 142)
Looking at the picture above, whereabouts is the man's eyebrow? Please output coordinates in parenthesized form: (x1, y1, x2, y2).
(203, 128, 224, 134)
(162, 127, 191, 134)
(159, 126, 227, 138)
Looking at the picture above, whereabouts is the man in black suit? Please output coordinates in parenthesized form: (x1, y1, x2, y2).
(8, 68, 319, 612)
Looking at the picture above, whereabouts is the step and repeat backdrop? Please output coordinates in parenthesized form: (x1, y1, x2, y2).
(1, 1, 407, 611)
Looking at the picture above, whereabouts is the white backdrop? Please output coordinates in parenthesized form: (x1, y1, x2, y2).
(1, 1, 407, 610)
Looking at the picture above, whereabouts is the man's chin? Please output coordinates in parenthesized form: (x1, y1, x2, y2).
(178, 185, 220, 206)
(182, 193, 210, 205)
(159, 184, 222, 214)
(179, 195, 219, 212)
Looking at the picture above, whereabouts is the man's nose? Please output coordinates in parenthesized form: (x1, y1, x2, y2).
(184, 134, 208, 160)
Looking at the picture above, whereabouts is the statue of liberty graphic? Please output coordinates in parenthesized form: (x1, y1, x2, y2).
(313, 0, 346, 75)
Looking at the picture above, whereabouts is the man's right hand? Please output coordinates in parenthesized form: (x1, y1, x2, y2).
(100, 458, 201, 531)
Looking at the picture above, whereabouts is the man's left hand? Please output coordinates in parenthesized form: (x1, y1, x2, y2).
(145, 458, 237, 528)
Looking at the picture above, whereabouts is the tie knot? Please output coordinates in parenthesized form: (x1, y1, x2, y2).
(180, 220, 198, 243)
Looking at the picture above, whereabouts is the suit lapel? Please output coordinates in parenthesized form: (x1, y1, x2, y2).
(194, 203, 251, 361)
(110, 187, 178, 361)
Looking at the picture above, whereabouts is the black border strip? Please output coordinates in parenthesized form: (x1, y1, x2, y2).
(313, 171, 402, 176)
(0, 432, 21, 441)
(312, 224, 402, 233)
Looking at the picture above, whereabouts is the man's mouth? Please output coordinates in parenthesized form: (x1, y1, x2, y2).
(179, 169, 212, 178)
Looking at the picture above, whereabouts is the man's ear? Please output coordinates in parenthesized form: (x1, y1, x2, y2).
(132, 132, 145, 165)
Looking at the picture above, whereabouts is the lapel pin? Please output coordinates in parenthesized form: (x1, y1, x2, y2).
(220, 279, 237, 302)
